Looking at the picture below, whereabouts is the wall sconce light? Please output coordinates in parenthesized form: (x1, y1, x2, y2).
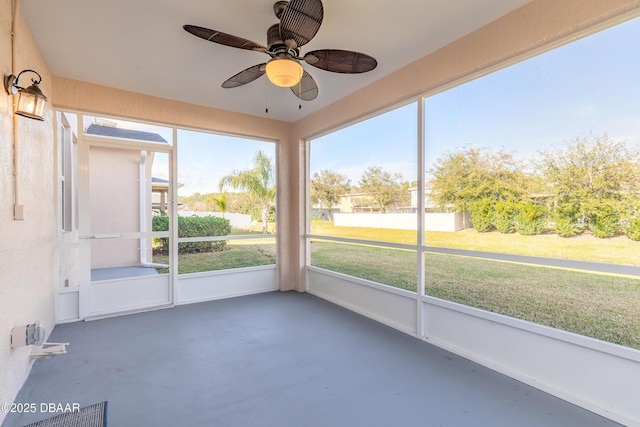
(265, 57, 303, 88)
(4, 69, 49, 121)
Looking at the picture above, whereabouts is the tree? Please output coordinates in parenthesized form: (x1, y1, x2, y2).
(219, 150, 276, 233)
(310, 170, 351, 220)
(358, 166, 406, 212)
(206, 192, 228, 218)
(180, 192, 206, 211)
(429, 147, 525, 212)
(538, 134, 640, 237)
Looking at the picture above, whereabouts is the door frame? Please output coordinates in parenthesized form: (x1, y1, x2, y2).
(78, 131, 175, 319)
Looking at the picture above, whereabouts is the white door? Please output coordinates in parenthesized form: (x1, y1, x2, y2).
(80, 141, 173, 319)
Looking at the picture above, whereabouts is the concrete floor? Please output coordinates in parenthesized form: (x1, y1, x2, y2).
(91, 266, 159, 281)
(3, 291, 622, 427)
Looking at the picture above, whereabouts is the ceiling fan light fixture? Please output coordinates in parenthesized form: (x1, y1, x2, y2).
(265, 57, 303, 88)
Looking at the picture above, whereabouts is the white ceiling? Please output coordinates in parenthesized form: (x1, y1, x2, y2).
(20, 0, 531, 122)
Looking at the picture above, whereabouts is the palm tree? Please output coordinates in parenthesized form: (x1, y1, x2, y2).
(219, 150, 276, 233)
(207, 192, 228, 218)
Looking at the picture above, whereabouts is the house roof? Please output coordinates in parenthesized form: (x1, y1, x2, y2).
(86, 124, 168, 143)
(152, 176, 184, 189)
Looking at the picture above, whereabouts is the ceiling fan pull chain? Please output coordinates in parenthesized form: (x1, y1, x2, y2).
(265, 77, 269, 114)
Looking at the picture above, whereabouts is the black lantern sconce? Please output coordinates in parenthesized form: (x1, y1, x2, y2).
(4, 69, 49, 121)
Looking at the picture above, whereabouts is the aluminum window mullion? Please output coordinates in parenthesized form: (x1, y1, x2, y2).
(307, 234, 417, 252)
(417, 98, 426, 338)
(178, 234, 277, 243)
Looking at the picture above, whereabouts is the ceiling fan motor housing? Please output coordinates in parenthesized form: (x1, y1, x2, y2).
(267, 23, 299, 57)
(273, 1, 289, 19)
(267, 23, 283, 49)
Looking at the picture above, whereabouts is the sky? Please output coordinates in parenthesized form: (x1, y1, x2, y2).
(310, 103, 419, 183)
(88, 15, 640, 196)
(311, 15, 640, 183)
(176, 130, 275, 196)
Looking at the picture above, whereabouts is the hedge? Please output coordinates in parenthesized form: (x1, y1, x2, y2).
(494, 199, 518, 234)
(152, 215, 231, 253)
(587, 201, 620, 238)
(470, 198, 494, 232)
(554, 201, 582, 237)
(514, 202, 546, 235)
(627, 215, 640, 241)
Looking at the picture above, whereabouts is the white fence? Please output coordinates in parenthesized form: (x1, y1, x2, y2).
(178, 211, 252, 230)
(333, 212, 470, 232)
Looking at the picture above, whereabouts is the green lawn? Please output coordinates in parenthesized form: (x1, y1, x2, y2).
(310, 240, 640, 349)
(311, 221, 640, 266)
(156, 222, 640, 349)
(310, 241, 417, 291)
(154, 239, 276, 274)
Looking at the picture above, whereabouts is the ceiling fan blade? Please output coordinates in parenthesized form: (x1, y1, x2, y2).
(304, 49, 377, 73)
(183, 25, 266, 52)
(290, 70, 318, 101)
(279, 0, 323, 48)
(222, 64, 266, 88)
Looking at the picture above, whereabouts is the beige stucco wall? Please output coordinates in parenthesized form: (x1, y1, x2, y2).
(0, 0, 56, 423)
(89, 146, 142, 268)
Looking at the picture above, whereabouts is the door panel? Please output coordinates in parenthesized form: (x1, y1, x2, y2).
(83, 144, 172, 318)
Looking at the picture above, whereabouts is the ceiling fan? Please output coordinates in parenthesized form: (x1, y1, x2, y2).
(183, 0, 378, 102)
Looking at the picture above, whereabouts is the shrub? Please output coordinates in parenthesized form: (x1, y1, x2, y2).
(494, 199, 518, 234)
(514, 202, 546, 235)
(627, 215, 640, 241)
(554, 217, 580, 238)
(587, 201, 619, 238)
(554, 201, 582, 238)
(591, 215, 619, 238)
(152, 215, 169, 231)
(470, 198, 494, 232)
(152, 215, 231, 253)
(152, 215, 169, 250)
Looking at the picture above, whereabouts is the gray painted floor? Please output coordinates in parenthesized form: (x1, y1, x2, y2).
(3, 291, 622, 427)
(91, 266, 159, 281)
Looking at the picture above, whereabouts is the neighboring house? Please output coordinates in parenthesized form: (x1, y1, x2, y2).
(339, 184, 441, 213)
(309, 204, 339, 220)
(86, 123, 168, 269)
(152, 177, 184, 213)
(409, 181, 439, 211)
(86, 123, 167, 143)
(335, 184, 471, 231)
(339, 192, 381, 213)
